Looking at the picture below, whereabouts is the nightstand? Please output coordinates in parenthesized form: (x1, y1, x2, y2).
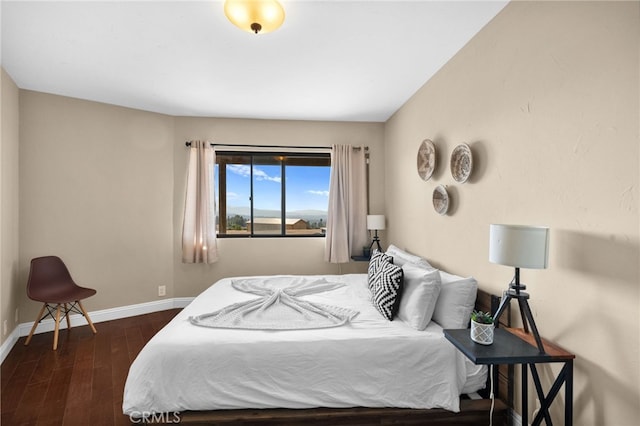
(350, 255, 370, 262)
(444, 327, 575, 426)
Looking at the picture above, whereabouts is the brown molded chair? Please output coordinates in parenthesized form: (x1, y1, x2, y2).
(24, 256, 97, 350)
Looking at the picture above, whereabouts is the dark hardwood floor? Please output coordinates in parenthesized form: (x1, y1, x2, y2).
(1, 309, 181, 426)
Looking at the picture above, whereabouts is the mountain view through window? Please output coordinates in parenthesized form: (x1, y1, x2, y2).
(215, 152, 330, 237)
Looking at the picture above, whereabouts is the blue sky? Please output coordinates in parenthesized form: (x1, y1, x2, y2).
(220, 164, 330, 212)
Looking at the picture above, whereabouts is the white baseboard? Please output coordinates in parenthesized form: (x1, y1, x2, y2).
(0, 327, 20, 365)
(0, 297, 194, 364)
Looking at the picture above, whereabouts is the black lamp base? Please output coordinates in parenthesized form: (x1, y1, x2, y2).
(368, 230, 382, 253)
(493, 268, 546, 353)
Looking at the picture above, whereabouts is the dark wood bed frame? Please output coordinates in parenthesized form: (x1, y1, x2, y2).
(161, 289, 513, 425)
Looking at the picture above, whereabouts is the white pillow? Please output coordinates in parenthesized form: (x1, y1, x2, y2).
(386, 244, 434, 270)
(431, 271, 478, 329)
(397, 263, 442, 330)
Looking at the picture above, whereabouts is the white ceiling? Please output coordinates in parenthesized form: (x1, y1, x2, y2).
(1, 0, 508, 122)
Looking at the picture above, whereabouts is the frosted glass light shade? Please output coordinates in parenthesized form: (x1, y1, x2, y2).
(224, 0, 285, 34)
(367, 215, 386, 231)
(489, 224, 550, 269)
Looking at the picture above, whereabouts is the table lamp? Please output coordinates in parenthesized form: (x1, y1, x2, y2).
(489, 224, 550, 353)
(367, 215, 385, 253)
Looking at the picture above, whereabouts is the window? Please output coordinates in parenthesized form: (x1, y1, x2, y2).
(215, 151, 331, 237)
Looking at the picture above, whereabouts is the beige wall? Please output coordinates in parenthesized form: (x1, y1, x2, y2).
(384, 1, 639, 424)
(172, 117, 383, 296)
(19, 91, 176, 322)
(1, 69, 20, 345)
(16, 94, 383, 323)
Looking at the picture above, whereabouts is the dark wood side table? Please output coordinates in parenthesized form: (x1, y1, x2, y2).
(350, 255, 370, 262)
(444, 327, 575, 426)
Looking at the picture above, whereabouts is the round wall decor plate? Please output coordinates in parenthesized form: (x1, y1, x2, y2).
(450, 143, 473, 183)
(417, 139, 436, 181)
(433, 185, 449, 215)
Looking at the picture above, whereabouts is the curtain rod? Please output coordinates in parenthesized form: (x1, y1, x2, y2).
(184, 142, 367, 151)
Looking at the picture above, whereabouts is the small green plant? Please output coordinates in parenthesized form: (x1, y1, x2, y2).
(471, 310, 494, 325)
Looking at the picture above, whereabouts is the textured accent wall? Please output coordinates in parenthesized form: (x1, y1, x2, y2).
(384, 1, 639, 424)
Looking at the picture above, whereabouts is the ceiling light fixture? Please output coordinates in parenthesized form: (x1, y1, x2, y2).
(224, 0, 285, 34)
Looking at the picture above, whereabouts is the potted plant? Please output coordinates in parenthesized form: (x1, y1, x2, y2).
(470, 310, 494, 345)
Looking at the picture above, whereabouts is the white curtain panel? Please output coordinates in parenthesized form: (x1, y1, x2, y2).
(324, 145, 368, 263)
(182, 141, 219, 264)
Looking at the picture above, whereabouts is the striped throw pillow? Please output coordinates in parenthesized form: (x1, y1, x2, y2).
(372, 261, 404, 320)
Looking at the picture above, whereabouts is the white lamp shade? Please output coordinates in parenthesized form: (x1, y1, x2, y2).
(367, 215, 386, 230)
(489, 224, 550, 269)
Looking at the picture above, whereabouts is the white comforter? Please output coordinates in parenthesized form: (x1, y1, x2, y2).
(123, 274, 481, 415)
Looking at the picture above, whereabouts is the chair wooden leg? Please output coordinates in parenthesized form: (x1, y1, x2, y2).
(65, 303, 71, 329)
(53, 305, 62, 350)
(77, 300, 97, 334)
(24, 304, 47, 346)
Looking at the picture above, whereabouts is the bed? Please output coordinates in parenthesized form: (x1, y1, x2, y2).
(123, 247, 511, 424)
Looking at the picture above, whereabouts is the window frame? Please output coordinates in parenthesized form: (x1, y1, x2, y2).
(216, 150, 331, 238)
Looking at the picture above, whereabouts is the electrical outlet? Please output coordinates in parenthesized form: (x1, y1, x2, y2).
(158, 285, 166, 297)
(3, 320, 7, 336)
(15, 308, 19, 324)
